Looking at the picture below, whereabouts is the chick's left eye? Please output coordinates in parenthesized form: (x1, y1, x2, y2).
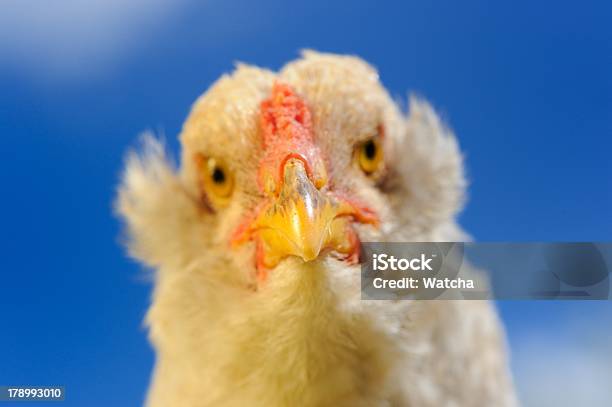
(195, 155, 234, 204)
(211, 167, 226, 184)
(356, 137, 384, 175)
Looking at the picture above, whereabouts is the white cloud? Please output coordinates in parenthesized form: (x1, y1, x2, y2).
(0, 0, 188, 82)
(512, 308, 612, 406)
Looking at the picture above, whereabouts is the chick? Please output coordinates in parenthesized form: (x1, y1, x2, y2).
(116, 51, 517, 407)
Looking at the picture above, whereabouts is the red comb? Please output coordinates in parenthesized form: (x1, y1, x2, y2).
(260, 82, 313, 148)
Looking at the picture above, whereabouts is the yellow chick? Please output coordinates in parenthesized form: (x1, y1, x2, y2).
(116, 51, 517, 407)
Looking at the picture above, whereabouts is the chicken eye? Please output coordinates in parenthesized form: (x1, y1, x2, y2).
(195, 154, 234, 205)
(356, 137, 384, 176)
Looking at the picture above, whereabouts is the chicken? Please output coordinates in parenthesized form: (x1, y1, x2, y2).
(116, 51, 517, 407)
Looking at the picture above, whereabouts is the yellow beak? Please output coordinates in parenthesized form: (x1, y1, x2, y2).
(249, 159, 357, 269)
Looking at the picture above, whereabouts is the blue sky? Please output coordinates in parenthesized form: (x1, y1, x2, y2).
(0, 0, 611, 405)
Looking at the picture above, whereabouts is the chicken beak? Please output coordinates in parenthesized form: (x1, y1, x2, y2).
(231, 158, 374, 271)
(252, 159, 342, 264)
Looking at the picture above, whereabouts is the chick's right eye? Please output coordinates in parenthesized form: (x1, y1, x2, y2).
(195, 154, 234, 205)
